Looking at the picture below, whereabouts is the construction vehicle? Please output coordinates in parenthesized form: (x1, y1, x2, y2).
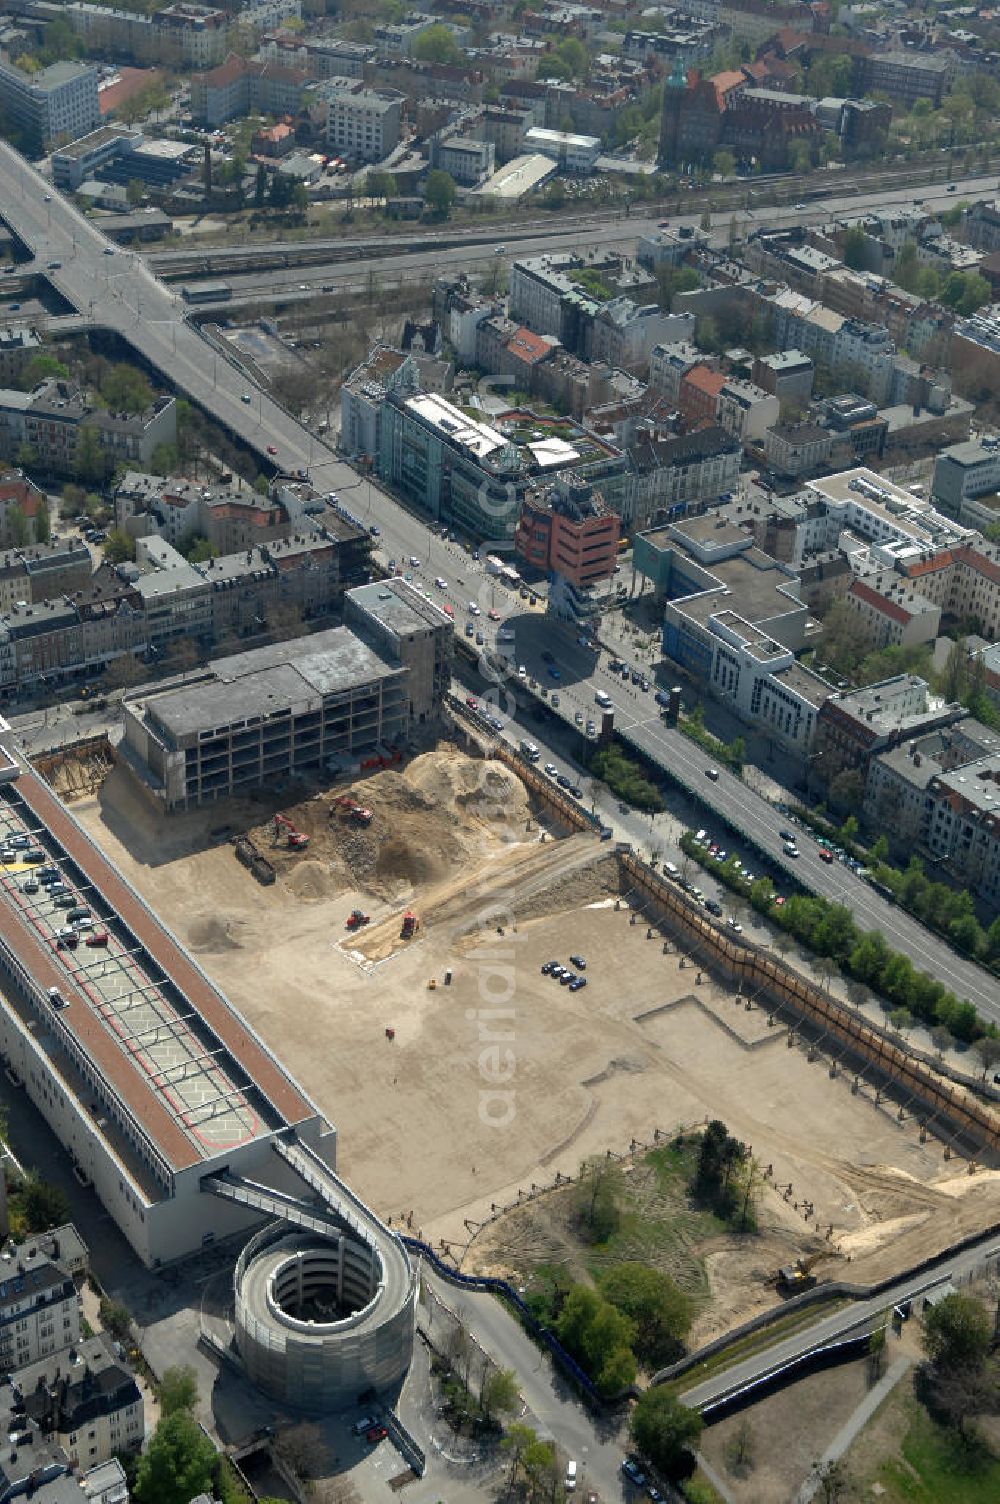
(346, 909, 370, 930)
(401, 911, 419, 939)
(334, 796, 373, 826)
(776, 1255, 822, 1294)
(274, 813, 309, 849)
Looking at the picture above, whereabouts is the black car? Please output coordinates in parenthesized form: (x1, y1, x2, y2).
(569, 784, 582, 798)
(779, 828, 794, 842)
(557, 774, 572, 790)
(569, 955, 587, 970)
(569, 977, 588, 992)
(559, 971, 576, 986)
(541, 650, 555, 664)
(541, 960, 558, 975)
(705, 899, 722, 916)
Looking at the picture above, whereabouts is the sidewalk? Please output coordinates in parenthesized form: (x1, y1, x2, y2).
(795, 1354, 911, 1503)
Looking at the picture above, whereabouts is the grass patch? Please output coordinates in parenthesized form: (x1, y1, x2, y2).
(590, 745, 664, 812)
(582, 1143, 736, 1308)
(877, 1401, 1000, 1502)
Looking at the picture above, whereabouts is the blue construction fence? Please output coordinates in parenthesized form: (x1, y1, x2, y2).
(402, 1236, 602, 1405)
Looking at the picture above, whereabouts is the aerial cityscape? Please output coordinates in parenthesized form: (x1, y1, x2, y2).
(0, 1, 999, 1502)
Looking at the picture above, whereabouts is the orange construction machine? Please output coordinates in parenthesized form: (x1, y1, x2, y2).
(274, 813, 309, 849)
(334, 796, 373, 825)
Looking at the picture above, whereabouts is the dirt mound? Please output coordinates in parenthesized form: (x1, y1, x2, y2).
(287, 860, 340, 902)
(188, 915, 244, 953)
(406, 749, 530, 831)
(248, 746, 534, 905)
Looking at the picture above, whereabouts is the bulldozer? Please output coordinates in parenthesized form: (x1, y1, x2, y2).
(273, 813, 309, 849)
(400, 911, 420, 939)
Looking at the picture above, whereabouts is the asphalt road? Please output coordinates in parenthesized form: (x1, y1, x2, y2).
(2, 141, 994, 1013)
(676, 1229, 1000, 1411)
(444, 599, 1000, 1019)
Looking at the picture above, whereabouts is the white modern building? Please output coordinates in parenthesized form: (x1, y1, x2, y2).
(0, 58, 99, 152)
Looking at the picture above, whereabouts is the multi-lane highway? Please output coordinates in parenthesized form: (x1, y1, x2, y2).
(461, 609, 1000, 1020)
(2, 138, 995, 1016)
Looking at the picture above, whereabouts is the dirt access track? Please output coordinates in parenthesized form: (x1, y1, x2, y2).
(73, 742, 1000, 1339)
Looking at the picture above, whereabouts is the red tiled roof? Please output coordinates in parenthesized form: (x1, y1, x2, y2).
(203, 52, 249, 88)
(505, 326, 552, 365)
(682, 366, 726, 399)
(904, 548, 955, 578)
(848, 578, 911, 625)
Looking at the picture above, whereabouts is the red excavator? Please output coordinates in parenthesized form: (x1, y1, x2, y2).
(334, 796, 373, 826)
(346, 908, 370, 930)
(274, 813, 309, 849)
(400, 911, 420, 939)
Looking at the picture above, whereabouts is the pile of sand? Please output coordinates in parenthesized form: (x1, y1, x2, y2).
(287, 859, 342, 902)
(188, 915, 244, 953)
(248, 745, 536, 904)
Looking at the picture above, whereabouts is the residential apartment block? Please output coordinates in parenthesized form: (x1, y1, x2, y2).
(190, 51, 313, 126)
(0, 1234, 80, 1373)
(321, 78, 404, 163)
(0, 381, 176, 479)
(16, 1334, 144, 1471)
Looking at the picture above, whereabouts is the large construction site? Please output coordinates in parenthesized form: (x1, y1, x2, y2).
(55, 722, 1000, 1345)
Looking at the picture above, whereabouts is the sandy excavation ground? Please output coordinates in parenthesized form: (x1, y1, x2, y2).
(70, 742, 1000, 1335)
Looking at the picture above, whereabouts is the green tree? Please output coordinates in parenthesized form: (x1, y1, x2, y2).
(712, 149, 736, 178)
(34, 498, 50, 543)
(424, 168, 457, 217)
(159, 1365, 199, 1417)
(366, 169, 397, 200)
(6, 503, 29, 547)
(630, 1387, 703, 1482)
(923, 1291, 992, 1372)
(600, 1263, 692, 1368)
(254, 162, 267, 207)
(842, 225, 868, 270)
(180, 532, 217, 564)
(788, 139, 813, 174)
(22, 1177, 70, 1231)
(126, 178, 145, 207)
(893, 240, 919, 292)
(134, 1410, 217, 1504)
(15, 441, 38, 471)
(21, 352, 69, 388)
(151, 442, 180, 475)
(101, 363, 154, 414)
(480, 1367, 519, 1423)
(413, 21, 461, 65)
(98, 1296, 132, 1343)
(103, 528, 136, 564)
(576, 1156, 622, 1241)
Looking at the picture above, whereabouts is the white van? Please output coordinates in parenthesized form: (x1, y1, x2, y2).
(565, 1461, 577, 1492)
(663, 862, 680, 880)
(595, 689, 611, 708)
(520, 740, 540, 762)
